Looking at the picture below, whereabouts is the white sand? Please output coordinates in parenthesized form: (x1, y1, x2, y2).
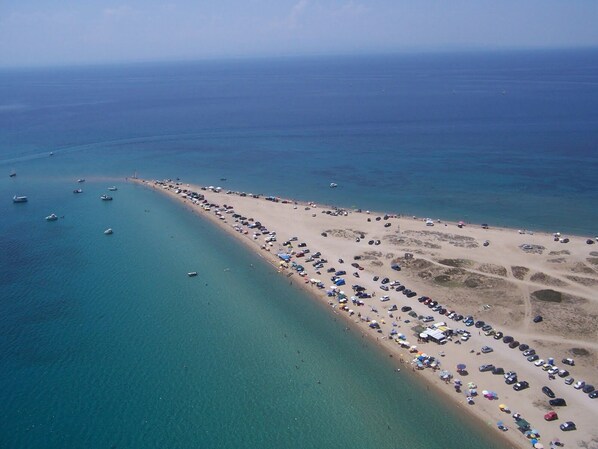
(134, 178, 598, 449)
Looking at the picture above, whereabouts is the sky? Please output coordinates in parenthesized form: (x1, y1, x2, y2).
(1, 0, 597, 67)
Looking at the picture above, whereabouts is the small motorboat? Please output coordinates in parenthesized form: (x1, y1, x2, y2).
(329, 182, 338, 188)
(104, 228, 113, 235)
(9, 170, 16, 177)
(13, 195, 28, 203)
(100, 195, 113, 201)
(45, 213, 58, 221)
(73, 188, 83, 194)
(108, 186, 118, 191)
(187, 272, 198, 277)
(77, 178, 85, 183)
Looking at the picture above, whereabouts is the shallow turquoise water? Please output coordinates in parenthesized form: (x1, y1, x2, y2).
(1, 174, 506, 448)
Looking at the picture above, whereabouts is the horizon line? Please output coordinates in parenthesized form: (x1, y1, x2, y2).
(1, 45, 598, 71)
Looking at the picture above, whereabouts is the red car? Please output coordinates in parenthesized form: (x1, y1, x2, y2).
(544, 411, 558, 421)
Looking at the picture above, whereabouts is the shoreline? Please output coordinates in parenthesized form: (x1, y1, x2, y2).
(131, 177, 598, 449)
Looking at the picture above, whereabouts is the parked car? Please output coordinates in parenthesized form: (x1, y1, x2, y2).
(523, 349, 536, 357)
(492, 367, 505, 375)
(505, 375, 518, 385)
(527, 354, 539, 362)
(401, 306, 412, 312)
(582, 384, 595, 394)
(549, 398, 567, 406)
(504, 371, 517, 379)
(558, 370, 569, 378)
(493, 331, 503, 340)
(534, 359, 545, 366)
(513, 381, 529, 391)
(589, 390, 598, 399)
(544, 411, 558, 421)
(519, 344, 529, 351)
(533, 315, 543, 323)
(564, 377, 574, 385)
(508, 341, 520, 349)
(560, 421, 576, 431)
(479, 364, 495, 372)
(482, 324, 492, 332)
(481, 346, 493, 354)
(503, 336, 514, 344)
(562, 358, 575, 366)
(475, 320, 485, 328)
(542, 386, 556, 398)
(574, 381, 586, 390)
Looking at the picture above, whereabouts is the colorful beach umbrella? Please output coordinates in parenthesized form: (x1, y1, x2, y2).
(457, 363, 466, 370)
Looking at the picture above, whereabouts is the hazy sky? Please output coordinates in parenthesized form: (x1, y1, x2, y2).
(1, 0, 597, 67)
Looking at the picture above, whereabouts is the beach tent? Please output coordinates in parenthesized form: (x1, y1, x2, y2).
(516, 418, 530, 430)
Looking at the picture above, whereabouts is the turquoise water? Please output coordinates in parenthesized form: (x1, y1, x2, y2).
(1, 174, 505, 448)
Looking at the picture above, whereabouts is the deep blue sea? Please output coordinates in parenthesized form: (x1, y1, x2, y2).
(1, 50, 597, 448)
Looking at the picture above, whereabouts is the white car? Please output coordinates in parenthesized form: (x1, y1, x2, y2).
(564, 377, 574, 385)
(548, 367, 560, 375)
(380, 295, 390, 302)
(574, 380, 586, 390)
(534, 359, 545, 367)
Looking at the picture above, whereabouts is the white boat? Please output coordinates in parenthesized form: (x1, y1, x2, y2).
(73, 188, 83, 194)
(187, 271, 198, 277)
(13, 195, 28, 203)
(104, 228, 113, 235)
(77, 178, 85, 183)
(9, 170, 16, 177)
(46, 213, 58, 221)
(330, 182, 338, 188)
(100, 195, 113, 201)
(108, 186, 118, 191)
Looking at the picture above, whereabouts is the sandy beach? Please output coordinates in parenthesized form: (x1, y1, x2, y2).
(133, 177, 598, 449)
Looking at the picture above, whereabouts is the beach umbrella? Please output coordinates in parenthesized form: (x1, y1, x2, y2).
(534, 444, 544, 449)
(482, 390, 489, 396)
(531, 439, 538, 445)
(499, 404, 507, 410)
(497, 421, 504, 427)
(468, 382, 477, 389)
(457, 363, 466, 371)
